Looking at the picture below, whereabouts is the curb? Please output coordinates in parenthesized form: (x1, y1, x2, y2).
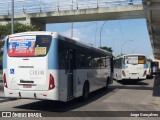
(0, 98, 17, 103)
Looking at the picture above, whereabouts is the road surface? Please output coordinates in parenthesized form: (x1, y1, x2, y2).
(0, 77, 159, 120)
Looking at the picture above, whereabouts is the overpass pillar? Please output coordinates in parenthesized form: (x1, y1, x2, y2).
(26, 18, 46, 31)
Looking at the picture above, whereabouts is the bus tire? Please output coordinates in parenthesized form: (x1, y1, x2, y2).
(82, 81, 89, 101)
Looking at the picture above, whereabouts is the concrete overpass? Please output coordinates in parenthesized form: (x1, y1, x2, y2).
(3, 0, 160, 59)
(0, 1, 144, 31)
(142, 0, 160, 59)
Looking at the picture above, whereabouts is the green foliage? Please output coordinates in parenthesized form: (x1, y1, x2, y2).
(0, 22, 39, 60)
(0, 22, 38, 40)
(99, 46, 113, 52)
(0, 22, 39, 49)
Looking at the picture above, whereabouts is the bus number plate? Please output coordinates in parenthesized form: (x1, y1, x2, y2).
(23, 84, 32, 88)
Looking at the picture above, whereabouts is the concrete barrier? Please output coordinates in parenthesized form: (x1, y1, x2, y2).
(153, 75, 160, 97)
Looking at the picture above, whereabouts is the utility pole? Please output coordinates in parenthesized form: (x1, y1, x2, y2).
(11, 0, 14, 34)
(71, 0, 73, 38)
(100, 21, 107, 47)
(121, 40, 133, 55)
(71, 23, 73, 38)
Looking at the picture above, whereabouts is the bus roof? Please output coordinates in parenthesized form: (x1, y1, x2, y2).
(7, 31, 112, 56)
(8, 31, 58, 37)
(122, 54, 145, 57)
(115, 54, 146, 59)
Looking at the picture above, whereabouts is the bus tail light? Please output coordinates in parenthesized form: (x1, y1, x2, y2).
(122, 70, 126, 77)
(3, 73, 8, 88)
(143, 70, 146, 76)
(149, 69, 150, 74)
(49, 74, 55, 90)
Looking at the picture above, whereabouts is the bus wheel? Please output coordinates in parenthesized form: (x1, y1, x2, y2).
(82, 82, 89, 100)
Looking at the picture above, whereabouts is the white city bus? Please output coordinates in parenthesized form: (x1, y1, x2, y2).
(114, 54, 147, 81)
(3, 31, 114, 102)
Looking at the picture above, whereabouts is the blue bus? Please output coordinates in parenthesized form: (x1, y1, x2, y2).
(146, 59, 153, 78)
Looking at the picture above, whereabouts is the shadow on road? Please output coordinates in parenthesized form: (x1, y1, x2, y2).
(112, 85, 153, 91)
(14, 87, 116, 112)
(112, 79, 153, 91)
(152, 75, 160, 97)
(116, 79, 149, 85)
(146, 76, 154, 80)
(12, 77, 158, 111)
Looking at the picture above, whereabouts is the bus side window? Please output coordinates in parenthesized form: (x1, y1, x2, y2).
(59, 45, 67, 69)
(86, 50, 93, 68)
(93, 57, 97, 68)
(77, 51, 86, 68)
(106, 58, 110, 68)
(86, 56, 92, 67)
(100, 55, 106, 68)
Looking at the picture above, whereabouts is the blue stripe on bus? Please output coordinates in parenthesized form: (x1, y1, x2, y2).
(3, 41, 7, 69)
(122, 63, 125, 69)
(144, 64, 148, 69)
(48, 38, 58, 69)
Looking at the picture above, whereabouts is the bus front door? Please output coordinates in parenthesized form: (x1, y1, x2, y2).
(67, 49, 74, 99)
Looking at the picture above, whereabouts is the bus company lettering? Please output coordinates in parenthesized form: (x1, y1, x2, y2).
(30, 70, 44, 76)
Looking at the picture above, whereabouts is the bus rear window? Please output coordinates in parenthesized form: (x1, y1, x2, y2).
(138, 56, 145, 64)
(124, 56, 145, 64)
(7, 35, 52, 57)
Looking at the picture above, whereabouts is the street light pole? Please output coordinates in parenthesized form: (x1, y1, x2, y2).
(71, 23, 73, 38)
(120, 40, 133, 55)
(91, 21, 97, 47)
(11, 0, 14, 34)
(100, 21, 107, 47)
(94, 22, 97, 47)
(111, 37, 115, 55)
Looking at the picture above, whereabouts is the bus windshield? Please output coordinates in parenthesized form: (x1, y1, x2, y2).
(7, 35, 52, 57)
(124, 56, 145, 64)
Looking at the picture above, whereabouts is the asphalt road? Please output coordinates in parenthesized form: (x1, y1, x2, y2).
(0, 77, 159, 120)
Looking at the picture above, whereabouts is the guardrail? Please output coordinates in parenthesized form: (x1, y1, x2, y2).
(0, 0, 142, 15)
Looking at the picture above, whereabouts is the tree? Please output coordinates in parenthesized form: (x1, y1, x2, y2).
(99, 46, 113, 52)
(0, 22, 39, 60)
(0, 22, 39, 41)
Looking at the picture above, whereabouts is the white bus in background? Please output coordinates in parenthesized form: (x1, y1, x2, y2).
(114, 54, 147, 81)
(3, 31, 114, 102)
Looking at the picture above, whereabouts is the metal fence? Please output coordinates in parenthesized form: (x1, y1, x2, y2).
(0, 0, 142, 15)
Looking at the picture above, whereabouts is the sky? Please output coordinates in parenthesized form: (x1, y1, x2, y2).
(46, 19, 153, 58)
(0, 0, 152, 58)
